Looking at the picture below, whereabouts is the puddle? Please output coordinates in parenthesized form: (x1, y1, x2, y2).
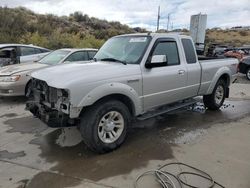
(26, 172, 81, 188)
(0, 150, 26, 159)
(0, 96, 26, 104)
(0, 113, 18, 118)
(30, 127, 174, 181)
(4, 116, 48, 135)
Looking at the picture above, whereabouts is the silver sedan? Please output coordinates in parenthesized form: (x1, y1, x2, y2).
(0, 48, 97, 96)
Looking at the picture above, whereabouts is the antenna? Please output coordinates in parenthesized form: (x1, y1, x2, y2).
(157, 6, 160, 31)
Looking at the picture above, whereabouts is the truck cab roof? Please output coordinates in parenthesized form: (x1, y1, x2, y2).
(117, 32, 190, 39)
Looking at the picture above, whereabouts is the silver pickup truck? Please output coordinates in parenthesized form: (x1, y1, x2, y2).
(26, 33, 238, 153)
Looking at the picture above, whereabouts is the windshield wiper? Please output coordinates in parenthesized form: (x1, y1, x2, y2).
(100, 58, 127, 65)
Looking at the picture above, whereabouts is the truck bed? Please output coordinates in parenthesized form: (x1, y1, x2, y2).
(198, 58, 238, 95)
(198, 56, 227, 61)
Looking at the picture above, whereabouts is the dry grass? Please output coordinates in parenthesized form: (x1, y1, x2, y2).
(206, 30, 250, 47)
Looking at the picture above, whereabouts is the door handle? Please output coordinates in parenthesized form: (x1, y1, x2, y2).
(178, 70, 185, 75)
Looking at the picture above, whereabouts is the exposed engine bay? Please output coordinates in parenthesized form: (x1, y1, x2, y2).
(26, 78, 75, 127)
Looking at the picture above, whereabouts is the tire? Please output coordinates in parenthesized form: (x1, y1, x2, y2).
(246, 68, 250, 80)
(79, 100, 131, 153)
(203, 79, 226, 110)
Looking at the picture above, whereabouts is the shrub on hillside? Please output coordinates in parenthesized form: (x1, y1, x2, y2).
(239, 31, 248, 36)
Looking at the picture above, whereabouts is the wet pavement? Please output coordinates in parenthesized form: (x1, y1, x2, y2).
(235, 73, 250, 84)
(0, 82, 250, 188)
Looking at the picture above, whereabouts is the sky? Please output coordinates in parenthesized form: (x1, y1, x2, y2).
(1, 0, 250, 31)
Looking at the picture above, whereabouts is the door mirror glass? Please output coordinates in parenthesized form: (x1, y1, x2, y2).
(145, 55, 168, 68)
(63, 61, 71, 64)
(151, 55, 167, 63)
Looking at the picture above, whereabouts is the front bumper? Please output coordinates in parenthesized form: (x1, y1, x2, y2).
(26, 78, 77, 128)
(26, 101, 77, 128)
(0, 82, 25, 96)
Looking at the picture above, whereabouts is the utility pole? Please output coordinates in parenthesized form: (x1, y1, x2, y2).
(157, 6, 160, 31)
(167, 13, 170, 31)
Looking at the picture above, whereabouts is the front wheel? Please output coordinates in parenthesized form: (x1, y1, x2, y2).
(79, 100, 131, 153)
(246, 68, 250, 80)
(203, 79, 226, 110)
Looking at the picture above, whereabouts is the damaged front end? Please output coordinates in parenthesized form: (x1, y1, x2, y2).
(26, 78, 77, 128)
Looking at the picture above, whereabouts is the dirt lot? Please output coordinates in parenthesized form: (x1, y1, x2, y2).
(0, 74, 250, 188)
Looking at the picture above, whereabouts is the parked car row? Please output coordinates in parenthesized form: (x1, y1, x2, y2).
(0, 44, 50, 67)
(0, 48, 97, 96)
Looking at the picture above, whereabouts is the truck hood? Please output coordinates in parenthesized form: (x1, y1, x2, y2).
(0, 62, 48, 76)
(31, 62, 141, 88)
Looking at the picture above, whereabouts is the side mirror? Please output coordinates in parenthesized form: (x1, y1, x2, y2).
(64, 61, 71, 64)
(145, 55, 168, 68)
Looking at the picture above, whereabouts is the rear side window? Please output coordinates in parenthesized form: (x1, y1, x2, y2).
(181, 39, 197, 64)
(0, 48, 11, 58)
(88, 51, 97, 59)
(39, 48, 50, 53)
(33, 48, 43, 54)
(65, 51, 89, 62)
(20, 47, 36, 56)
(34, 48, 49, 54)
(152, 41, 180, 66)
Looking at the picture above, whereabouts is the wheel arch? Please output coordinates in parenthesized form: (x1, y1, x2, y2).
(87, 94, 136, 116)
(219, 73, 230, 87)
(206, 67, 231, 95)
(76, 83, 143, 118)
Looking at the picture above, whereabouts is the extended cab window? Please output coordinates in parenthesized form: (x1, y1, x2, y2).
(181, 39, 197, 64)
(0, 48, 11, 58)
(20, 47, 36, 56)
(152, 41, 180, 66)
(65, 51, 88, 62)
(88, 51, 97, 59)
(34, 48, 49, 54)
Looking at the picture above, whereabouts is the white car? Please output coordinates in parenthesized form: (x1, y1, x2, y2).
(0, 48, 98, 96)
(0, 44, 50, 67)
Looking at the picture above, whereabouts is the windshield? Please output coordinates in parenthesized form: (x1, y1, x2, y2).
(39, 50, 70, 65)
(94, 36, 151, 64)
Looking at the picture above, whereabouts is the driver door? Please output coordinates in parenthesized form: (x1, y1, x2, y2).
(142, 38, 187, 110)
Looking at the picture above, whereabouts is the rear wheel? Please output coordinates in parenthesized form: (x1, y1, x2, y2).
(79, 100, 131, 153)
(203, 79, 226, 110)
(246, 68, 250, 80)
